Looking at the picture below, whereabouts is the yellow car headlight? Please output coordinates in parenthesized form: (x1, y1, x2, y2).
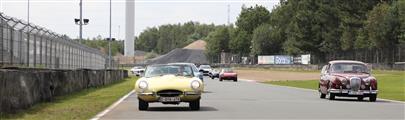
(191, 80, 200, 89)
(138, 81, 148, 89)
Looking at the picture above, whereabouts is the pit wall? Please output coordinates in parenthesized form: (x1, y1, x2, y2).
(0, 69, 128, 113)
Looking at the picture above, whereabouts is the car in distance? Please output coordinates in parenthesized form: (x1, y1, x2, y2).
(319, 60, 377, 102)
(135, 64, 204, 110)
(130, 66, 145, 76)
(219, 68, 237, 82)
(209, 69, 220, 79)
(198, 65, 212, 76)
(168, 63, 204, 81)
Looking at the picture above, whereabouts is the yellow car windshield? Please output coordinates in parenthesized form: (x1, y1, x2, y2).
(145, 65, 194, 78)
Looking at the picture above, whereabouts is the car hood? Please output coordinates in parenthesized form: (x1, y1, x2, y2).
(331, 73, 370, 79)
(136, 75, 203, 92)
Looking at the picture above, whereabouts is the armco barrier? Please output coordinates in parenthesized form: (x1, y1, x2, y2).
(0, 68, 128, 113)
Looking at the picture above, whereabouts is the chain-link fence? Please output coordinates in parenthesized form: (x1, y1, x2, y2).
(0, 13, 116, 69)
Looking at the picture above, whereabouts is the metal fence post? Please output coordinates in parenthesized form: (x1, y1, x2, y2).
(33, 31, 36, 67)
(26, 27, 30, 67)
(0, 19, 3, 66)
(9, 25, 13, 66)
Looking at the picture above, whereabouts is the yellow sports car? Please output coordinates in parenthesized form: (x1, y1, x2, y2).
(135, 64, 204, 110)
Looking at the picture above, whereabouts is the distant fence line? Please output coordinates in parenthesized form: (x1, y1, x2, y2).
(0, 13, 116, 69)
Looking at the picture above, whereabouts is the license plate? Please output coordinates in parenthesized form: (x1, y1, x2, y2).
(159, 97, 180, 102)
(349, 91, 363, 95)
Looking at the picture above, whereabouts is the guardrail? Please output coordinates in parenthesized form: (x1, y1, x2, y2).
(0, 13, 116, 69)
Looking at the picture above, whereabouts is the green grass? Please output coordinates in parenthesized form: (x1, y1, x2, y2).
(265, 80, 319, 90)
(265, 71, 405, 101)
(0, 76, 138, 120)
(235, 67, 319, 73)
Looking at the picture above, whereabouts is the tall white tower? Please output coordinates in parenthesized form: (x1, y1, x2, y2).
(125, 0, 135, 56)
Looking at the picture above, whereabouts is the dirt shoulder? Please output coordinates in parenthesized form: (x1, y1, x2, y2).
(235, 69, 319, 82)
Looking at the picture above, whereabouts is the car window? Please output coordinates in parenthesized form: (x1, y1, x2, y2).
(331, 63, 369, 73)
(145, 65, 194, 77)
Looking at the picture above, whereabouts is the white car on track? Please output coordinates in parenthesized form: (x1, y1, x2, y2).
(130, 66, 145, 76)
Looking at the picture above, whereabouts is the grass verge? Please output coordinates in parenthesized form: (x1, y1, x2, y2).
(265, 71, 405, 101)
(0, 76, 138, 120)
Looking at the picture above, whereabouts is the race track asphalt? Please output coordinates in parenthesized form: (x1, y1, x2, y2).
(100, 77, 404, 120)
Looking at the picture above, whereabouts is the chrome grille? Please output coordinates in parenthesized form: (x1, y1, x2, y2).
(157, 90, 182, 97)
(350, 77, 361, 91)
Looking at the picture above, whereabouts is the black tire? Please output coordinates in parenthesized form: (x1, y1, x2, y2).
(189, 100, 200, 110)
(369, 94, 377, 102)
(219, 78, 223, 81)
(320, 92, 326, 99)
(138, 99, 149, 110)
(357, 96, 364, 101)
(328, 93, 335, 100)
(233, 78, 237, 82)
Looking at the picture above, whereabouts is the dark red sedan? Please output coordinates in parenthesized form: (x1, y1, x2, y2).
(219, 68, 237, 82)
(319, 60, 377, 102)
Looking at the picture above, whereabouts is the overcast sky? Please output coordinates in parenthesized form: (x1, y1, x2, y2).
(0, 0, 279, 40)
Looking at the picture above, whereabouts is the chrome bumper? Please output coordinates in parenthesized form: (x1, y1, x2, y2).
(137, 91, 201, 96)
(328, 89, 378, 94)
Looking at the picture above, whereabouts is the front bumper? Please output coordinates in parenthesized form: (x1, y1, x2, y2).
(220, 76, 237, 80)
(137, 91, 201, 102)
(328, 89, 378, 97)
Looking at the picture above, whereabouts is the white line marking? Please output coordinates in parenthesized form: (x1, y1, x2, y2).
(269, 83, 405, 104)
(239, 78, 257, 83)
(90, 90, 135, 120)
(242, 79, 405, 104)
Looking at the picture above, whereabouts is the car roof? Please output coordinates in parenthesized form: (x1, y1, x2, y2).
(329, 60, 366, 65)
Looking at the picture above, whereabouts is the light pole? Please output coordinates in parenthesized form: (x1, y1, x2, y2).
(74, 0, 89, 42)
(108, 0, 112, 69)
(74, 0, 89, 68)
(28, 0, 29, 25)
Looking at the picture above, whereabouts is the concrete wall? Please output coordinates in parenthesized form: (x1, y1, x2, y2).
(0, 69, 128, 113)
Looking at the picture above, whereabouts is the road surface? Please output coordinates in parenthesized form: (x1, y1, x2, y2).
(100, 77, 404, 120)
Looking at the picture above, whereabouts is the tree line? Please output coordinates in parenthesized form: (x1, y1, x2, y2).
(134, 22, 221, 54)
(206, 0, 405, 64)
(80, 35, 124, 56)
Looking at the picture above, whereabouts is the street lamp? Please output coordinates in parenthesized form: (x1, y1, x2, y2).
(109, 0, 112, 69)
(74, 0, 89, 42)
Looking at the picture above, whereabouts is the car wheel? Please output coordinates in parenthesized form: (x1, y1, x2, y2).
(357, 96, 364, 101)
(319, 92, 326, 99)
(138, 99, 149, 110)
(328, 93, 335, 100)
(189, 100, 200, 110)
(233, 78, 237, 82)
(219, 78, 223, 81)
(369, 94, 377, 102)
